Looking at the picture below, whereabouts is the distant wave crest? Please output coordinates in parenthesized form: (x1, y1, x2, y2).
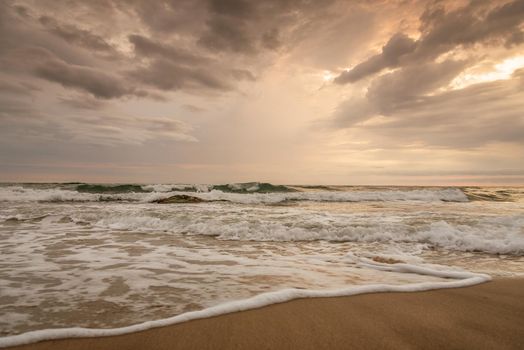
(1, 183, 522, 203)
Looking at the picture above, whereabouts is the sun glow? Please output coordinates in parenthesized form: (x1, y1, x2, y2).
(450, 56, 524, 89)
(322, 70, 335, 81)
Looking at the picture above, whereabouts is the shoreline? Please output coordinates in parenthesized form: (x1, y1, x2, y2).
(4, 277, 524, 350)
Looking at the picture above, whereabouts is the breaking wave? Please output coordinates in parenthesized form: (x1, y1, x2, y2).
(75, 184, 149, 194)
(461, 187, 523, 202)
(0, 184, 471, 204)
(164, 187, 469, 204)
(87, 210, 524, 255)
(1, 183, 522, 204)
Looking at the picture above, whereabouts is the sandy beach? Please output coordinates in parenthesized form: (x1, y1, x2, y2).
(6, 278, 524, 350)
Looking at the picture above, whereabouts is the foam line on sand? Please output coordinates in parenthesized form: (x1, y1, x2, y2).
(0, 259, 492, 348)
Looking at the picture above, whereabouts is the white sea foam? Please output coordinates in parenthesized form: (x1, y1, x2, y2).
(141, 184, 211, 193)
(0, 186, 169, 203)
(179, 187, 469, 204)
(1, 184, 522, 343)
(0, 186, 99, 202)
(87, 207, 524, 254)
(0, 258, 491, 348)
(0, 185, 469, 203)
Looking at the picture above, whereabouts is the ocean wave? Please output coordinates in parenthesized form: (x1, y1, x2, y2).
(211, 182, 296, 193)
(142, 182, 297, 194)
(84, 209, 524, 255)
(4, 184, 523, 204)
(0, 186, 143, 203)
(0, 185, 471, 203)
(462, 187, 524, 202)
(75, 184, 149, 194)
(162, 187, 469, 204)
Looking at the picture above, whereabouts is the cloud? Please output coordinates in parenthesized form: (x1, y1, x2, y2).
(183, 104, 206, 112)
(0, 79, 40, 95)
(0, 0, 343, 101)
(70, 114, 197, 144)
(208, 0, 255, 18)
(0, 95, 196, 146)
(128, 0, 208, 34)
(1, 0, 523, 183)
(0, 95, 43, 120)
(34, 53, 132, 99)
(334, 33, 416, 84)
(330, 0, 524, 153)
(335, 0, 524, 83)
(59, 95, 108, 110)
(38, 15, 117, 56)
(261, 28, 281, 50)
(333, 69, 524, 149)
(416, 0, 524, 57)
(128, 33, 256, 92)
(129, 59, 233, 92)
(231, 69, 256, 81)
(367, 59, 469, 113)
(198, 16, 255, 54)
(333, 59, 469, 126)
(0, 1, 262, 101)
(129, 34, 209, 65)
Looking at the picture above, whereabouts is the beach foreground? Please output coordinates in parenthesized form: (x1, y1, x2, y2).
(7, 278, 524, 350)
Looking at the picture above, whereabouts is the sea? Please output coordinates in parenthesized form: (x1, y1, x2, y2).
(0, 183, 523, 345)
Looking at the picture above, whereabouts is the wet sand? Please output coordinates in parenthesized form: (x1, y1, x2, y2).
(7, 278, 524, 350)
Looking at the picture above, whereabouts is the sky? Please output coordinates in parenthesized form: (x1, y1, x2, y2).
(1, 0, 523, 185)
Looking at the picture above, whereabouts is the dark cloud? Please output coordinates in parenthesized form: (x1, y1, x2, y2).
(34, 55, 132, 99)
(335, 33, 416, 84)
(1, 0, 342, 101)
(129, 34, 209, 65)
(208, 0, 255, 18)
(129, 59, 233, 92)
(333, 59, 469, 126)
(127, 0, 207, 34)
(198, 17, 255, 54)
(414, 0, 524, 60)
(38, 16, 117, 56)
(0, 0, 260, 101)
(128, 33, 255, 92)
(366, 59, 469, 113)
(333, 69, 524, 149)
(59, 95, 108, 110)
(0, 3, 133, 100)
(1, 0, 523, 183)
(330, 0, 524, 153)
(261, 28, 281, 50)
(2, 46, 137, 99)
(335, 0, 524, 83)
(198, 0, 336, 55)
